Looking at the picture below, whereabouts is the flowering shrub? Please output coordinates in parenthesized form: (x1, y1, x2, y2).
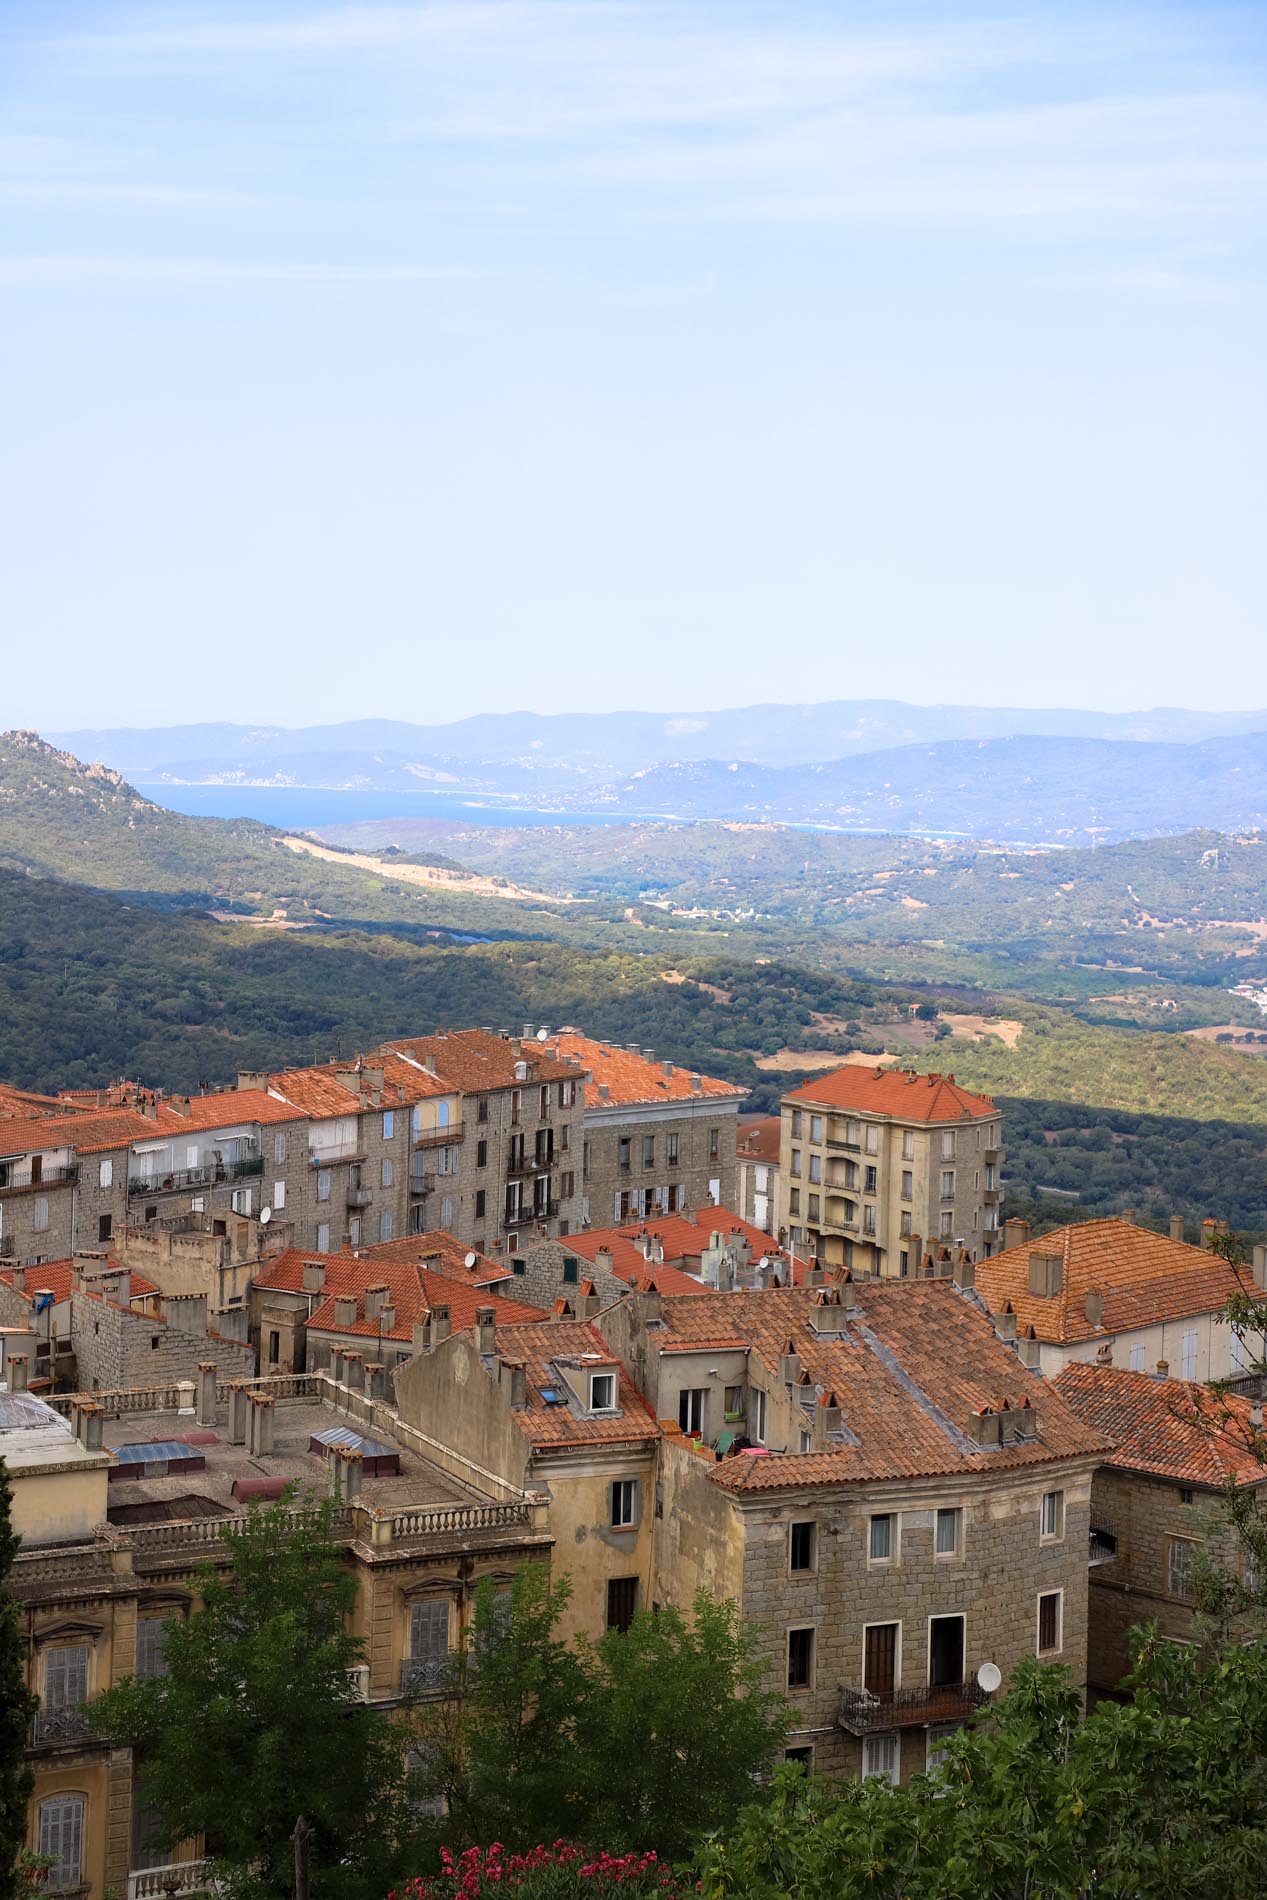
(391, 1843, 684, 1899)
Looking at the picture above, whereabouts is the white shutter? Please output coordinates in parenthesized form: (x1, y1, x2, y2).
(40, 1796, 84, 1889)
(862, 1733, 899, 1784)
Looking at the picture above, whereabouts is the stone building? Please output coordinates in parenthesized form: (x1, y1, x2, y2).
(976, 1218, 1259, 1383)
(597, 1277, 1106, 1782)
(69, 1283, 255, 1391)
(393, 1312, 660, 1644)
(1052, 1362, 1267, 1690)
(534, 1032, 745, 1225)
(379, 1031, 587, 1254)
(736, 1117, 781, 1234)
(6, 1357, 552, 1900)
(778, 1068, 1003, 1271)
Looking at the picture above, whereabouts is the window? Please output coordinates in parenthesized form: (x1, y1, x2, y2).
(808, 1154, 821, 1186)
(381, 1157, 394, 1188)
(477, 1094, 489, 1123)
(268, 1330, 281, 1364)
(44, 1642, 89, 1715)
(901, 1170, 913, 1200)
(862, 1734, 899, 1785)
(808, 1194, 820, 1221)
(39, 1796, 84, 1891)
(790, 1149, 802, 1178)
(379, 1211, 394, 1243)
(864, 1622, 898, 1697)
(539, 1085, 550, 1119)
(562, 1256, 579, 1285)
(1129, 1343, 1145, 1372)
(474, 1189, 486, 1219)
(926, 1727, 958, 1777)
(789, 1521, 816, 1574)
(935, 1507, 961, 1556)
(611, 1479, 638, 1528)
(1037, 1591, 1062, 1654)
(407, 1599, 451, 1691)
(510, 1089, 522, 1125)
(1168, 1538, 1197, 1601)
(349, 1216, 361, 1246)
(810, 1115, 824, 1143)
(864, 1166, 878, 1194)
(440, 1196, 453, 1229)
(1182, 1328, 1198, 1380)
(941, 1171, 955, 1199)
(136, 1616, 169, 1679)
(865, 1124, 880, 1155)
(869, 1514, 894, 1562)
(789, 1189, 801, 1217)
(619, 1137, 632, 1173)
(607, 1577, 639, 1632)
(476, 1139, 487, 1168)
(274, 1131, 287, 1165)
(1041, 1491, 1064, 1541)
(560, 1079, 574, 1108)
(33, 1196, 48, 1233)
(561, 1170, 575, 1197)
(939, 1211, 954, 1239)
(753, 1387, 767, 1443)
(679, 1388, 706, 1435)
(786, 1626, 814, 1690)
(667, 1133, 679, 1164)
(900, 1211, 912, 1237)
(863, 1204, 876, 1236)
(590, 1371, 617, 1411)
(274, 1180, 286, 1210)
(316, 1223, 330, 1252)
(709, 1128, 720, 1159)
(97, 1214, 112, 1244)
(785, 1746, 813, 1770)
(317, 1170, 331, 1203)
(902, 1130, 915, 1161)
(929, 1614, 964, 1687)
(383, 1110, 395, 1140)
(791, 1110, 803, 1139)
(941, 1131, 956, 1160)
(99, 1158, 113, 1189)
(642, 1135, 655, 1168)
(799, 1429, 812, 1453)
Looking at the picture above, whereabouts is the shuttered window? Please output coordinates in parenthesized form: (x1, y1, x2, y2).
(404, 1599, 451, 1692)
(45, 1644, 88, 1710)
(136, 1617, 169, 1680)
(39, 1796, 84, 1890)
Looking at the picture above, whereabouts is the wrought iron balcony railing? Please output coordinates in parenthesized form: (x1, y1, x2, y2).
(838, 1679, 990, 1736)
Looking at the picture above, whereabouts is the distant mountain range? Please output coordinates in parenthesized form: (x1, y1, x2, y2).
(42, 704, 1267, 843)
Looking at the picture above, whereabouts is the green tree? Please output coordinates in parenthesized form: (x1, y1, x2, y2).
(90, 1496, 422, 1900)
(696, 1635, 1267, 1900)
(0, 1458, 36, 1900)
(577, 1595, 787, 1862)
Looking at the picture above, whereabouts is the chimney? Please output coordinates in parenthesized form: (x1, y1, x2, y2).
(1169, 1215, 1186, 1244)
(1027, 1251, 1063, 1299)
(778, 1338, 801, 1384)
(379, 1301, 396, 1333)
(333, 1295, 357, 1329)
(995, 1303, 1017, 1343)
(1014, 1395, 1037, 1440)
(575, 1283, 600, 1321)
(432, 1303, 452, 1344)
(1017, 1325, 1041, 1370)
(839, 1273, 856, 1313)
(248, 1394, 276, 1456)
(812, 1388, 842, 1447)
(505, 1360, 527, 1410)
(365, 1362, 388, 1401)
(79, 1402, 104, 1451)
(302, 1261, 326, 1294)
(411, 1320, 430, 1355)
(952, 1256, 976, 1291)
(331, 1347, 347, 1385)
(364, 1283, 387, 1321)
(690, 1074, 702, 1094)
(1251, 1400, 1264, 1432)
(333, 1446, 362, 1500)
(1084, 1289, 1103, 1330)
(196, 1362, 217, 1425)
(1252, 1244, 1267, 1292)
(971, 1408, 1002, 1448)
(475, 1307, 496, 1355)
(638, 1283, 662, 1325)
(595, 1247, 613, 1275)
(598, 1082, 610, 1103)
(6, 1353, 28, 1393)
(804, 1256, 825, 1288)
(1003, 1218, 1030, 1251)
(1122, 1208, 1137, 1226)
(662, 1060, 674, 1077)
(9, 1266, 24, 1293)
(344, 1350, 365, 1392)
(1200, 1219, 1219, 1250)
(175, 1380, 196, 1417)
(998, 1399, 1019, 1446)
(1153, 1359, 1170, 1381)
(227, 1381, 249, 1444)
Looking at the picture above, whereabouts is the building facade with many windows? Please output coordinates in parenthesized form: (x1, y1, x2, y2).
(778, 1068, 1003, 1272)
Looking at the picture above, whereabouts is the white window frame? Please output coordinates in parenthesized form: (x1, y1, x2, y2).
(861, 1618, 903, 1695)
(1129, 1343, 1145, 1373)
(273, 1179, 286, 1210)
(862, 1733, 900, 1785)
(934, 1506, 961, 1558)
(1181, 1328, 1198, 1380)
(926, 1610, 967, 1688)
(789, 1519, 816, 1576)
(1040, 1490, 1064, 1542)
(753, 1386, 767, 1443)
(786, 1624, 815, 1692)
(316, 1222, 330, 1252)
(383, 1110, 395, 1140)
(610, 1478, 637, 1528)
(39, 1794, 85, 1891)
(99, 1159, 113, 1189)
(869, 1512, 896, 1565)
(1036, 1588, 1064, 1655)
(679, 1387, 706, 1435)
(274, 1131, 287, 1165)
(590, 1370, 617, 1412)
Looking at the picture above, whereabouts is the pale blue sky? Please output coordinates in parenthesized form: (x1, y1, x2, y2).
(2, 1, 1265, 728)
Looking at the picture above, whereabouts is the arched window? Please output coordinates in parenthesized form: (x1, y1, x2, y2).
(39, 1794, 85, 1890)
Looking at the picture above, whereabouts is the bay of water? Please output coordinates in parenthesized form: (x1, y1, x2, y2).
(148, 785, 662, 831)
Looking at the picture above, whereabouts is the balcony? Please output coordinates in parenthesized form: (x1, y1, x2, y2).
(503, 1202, 551, 1229)
(826, 1137, 860, 1153)
(983, 1187, 1001, 1205)
(983, 1148, 999, 1165)
(409, 1172, 435, 1198)
(347, 1187, 373, 1208)
(413, 1125, 464, 1150)
(128, 1154, 260, 1199)
(308, 1147, 364, 1169)
(32, 1703, 94, 1747)
(400, 1655, 451, 1696)
(0, 1237, 13, 1258)
(127, 1862, 210, 1900)
(1089, 1523, 1119, 1567)
(837, 1680, 991, 1736)
(0, 1165, 78, 1195)
(506, 1154, 553, 1179)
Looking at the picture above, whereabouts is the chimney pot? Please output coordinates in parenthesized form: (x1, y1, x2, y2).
(475, 1306, 496, 1354)
(1084, 1288, 1103, 1329)
(1154, 1359, 1170, 1380)
(1169, 1215, 1186, 1244)
(1003, 1218, 1030, 1250)
(6, 1353, 29, 1394)
(432, 1303, 452, 1343)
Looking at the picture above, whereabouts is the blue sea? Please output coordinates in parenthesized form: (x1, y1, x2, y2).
(148, 785, 664, 831)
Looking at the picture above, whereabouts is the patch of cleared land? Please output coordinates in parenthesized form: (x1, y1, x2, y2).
(942, 1012, 1025, 1049)
(282, 834, 572, 905)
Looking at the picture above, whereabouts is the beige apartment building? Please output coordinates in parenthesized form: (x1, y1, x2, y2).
(779, 1067, 1003, 1272)
(6, 1355, 552, 1900)
(736, 1116, 780, 1234)
(596, 1276, 1105, 1781)
(534, 1032, 745, 1225)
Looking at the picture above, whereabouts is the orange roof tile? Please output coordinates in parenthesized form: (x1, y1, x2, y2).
(976, 1219, 1243, 1345)
(784, 1066, 996, 1122)
(0, 1107, 161, 1156)
(1054, 1363, 1267, 1489)
(265, 1069, 363, 1118)
(576, 1206, 794, 1281)
(4, 1259, 160, 1309)
(737, 1117, 781, 1164)
(558, 1232, 709, 1298)
(256, 1232, 513, 1295)
(256, 1235, 536, 1342)
(643, 1282, 1107, 1490)
(538, 1033, 744, 1108)
(491, 1319, 660, 1451)
(155, 1089, 302, 1131)
(378, 1029, 579, 1092)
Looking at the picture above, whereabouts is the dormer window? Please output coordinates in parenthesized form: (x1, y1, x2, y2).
(590, 1371, 617, 1412)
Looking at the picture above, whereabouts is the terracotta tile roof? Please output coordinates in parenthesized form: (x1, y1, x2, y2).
(0, 1082, 70, 1121)
(263, 1054, 453, 1117)
(643, 1283, 1107, 1490)
(1053, 1363, 1267, 1489)
(576, 1207, 797, 1281)
(491, 1319, 660, 1451)
(737, 1117, 781, 1164)
(155, 1089, 302, 1131)
(0, 1107, 160, 1157)
(306, 1267, 541, 1342)
(10, 1260, 161, 1310)
(538, 1033, 744, 1108)
(783, 1066, 996, 1122)
(378, 1029, 579, 1092)
(265, 1069, 363, 1118)
(976, 1219, 1243, 1345)
(257, 1231, 510, 1296)
(257, 1235, 535, 1342)
(559, 1233, 709, 1298)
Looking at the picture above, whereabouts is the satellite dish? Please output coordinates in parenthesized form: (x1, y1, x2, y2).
(977, 1661, 1002, 1694)
(536, 1027, 549, 1042)
(464, 1250, 478, 1269)
(259, 1205, 272, 1225)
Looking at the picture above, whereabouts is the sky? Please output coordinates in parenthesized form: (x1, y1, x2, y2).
(2, 0, 1265, 730)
